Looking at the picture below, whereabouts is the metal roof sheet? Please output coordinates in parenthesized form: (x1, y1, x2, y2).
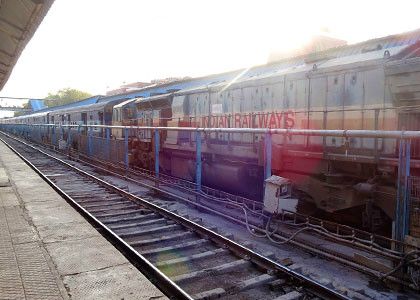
(134, 93, 172, 105)
(29, 99, 46, 111)
(113, 98, 138, 109)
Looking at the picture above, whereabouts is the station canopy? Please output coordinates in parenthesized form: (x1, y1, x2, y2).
(0, 0, 54, 91)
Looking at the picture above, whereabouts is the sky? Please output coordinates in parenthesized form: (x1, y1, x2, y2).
(1, 0, 420, 113)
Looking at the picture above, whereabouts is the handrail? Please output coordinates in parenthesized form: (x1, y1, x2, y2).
(6, 123, 420, 139)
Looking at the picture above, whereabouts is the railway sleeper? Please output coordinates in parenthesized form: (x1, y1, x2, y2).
(118, 224, 183, 238)
(193, 287, 226, 300)
(130, 231, 195, 247)
(87, 204, 139, 213)
(234, 273, 279, 292)
(81, 200, 132, 209)
(50, 177, 87, 182)
(193, 273, 278, 300)
(155, 248, 229, 269)
(173, 259, 251, 284)
(273, 291, 303, 300)
(60, 184, 104, 190)
(141, 239, 212, 257)
(74, 195, 123, 203)
(109, 216, 170, 230)
(94, 209, 147, 218)
(64, 189, 108, 196)
(100, 212, 155, 225)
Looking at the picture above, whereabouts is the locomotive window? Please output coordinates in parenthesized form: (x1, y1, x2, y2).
(124, 108, 134, 119)
(98, 111, 104, 123)
(275, 185, 289, 198)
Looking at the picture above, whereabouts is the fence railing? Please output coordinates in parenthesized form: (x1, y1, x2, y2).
(0, 122, 419, 243)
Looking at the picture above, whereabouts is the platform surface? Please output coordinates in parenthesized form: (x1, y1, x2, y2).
(0, 141, 167, 300)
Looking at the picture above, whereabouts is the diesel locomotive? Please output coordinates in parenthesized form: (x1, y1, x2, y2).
(3, 29, 420, 232)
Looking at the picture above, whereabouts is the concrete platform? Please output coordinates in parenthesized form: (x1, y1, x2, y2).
(0, 141, 167, 300)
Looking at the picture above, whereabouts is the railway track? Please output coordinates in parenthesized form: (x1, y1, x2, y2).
(0, 132, 350, 300)
(63, 141, 420, 289)
(4, 128, 420, 292)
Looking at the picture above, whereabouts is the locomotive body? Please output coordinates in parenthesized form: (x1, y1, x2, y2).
(3, 29, 420, 231)
(46, 99, 128, 149)
(127, 39, 420, 229)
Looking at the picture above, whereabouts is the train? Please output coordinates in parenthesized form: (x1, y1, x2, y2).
(3, 29, 420, 234)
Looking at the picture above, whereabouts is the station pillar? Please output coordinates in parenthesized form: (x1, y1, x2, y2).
(67, 126, 71, 150)
(265, 133, 272, 180)
(53, 125, 56, 145)
(154, 130, 160, 190)
(89, 126, 93, 156)
(125, 128, 129, 171)
(395, 139, 411, 244)
(106, 128, 110, 160)
(196, 131, 202, 191)
(155, 130, 159, 178)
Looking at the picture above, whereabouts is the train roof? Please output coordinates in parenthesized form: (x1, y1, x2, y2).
(25, 111, 49, 118)
(134, 93, 172, 105)
(113, 98, 140, 109)
(49, 98, 125, 115)
(174, 41, 420, 95)
(134, 93, 173, 109)
(95, 28, 420, 101)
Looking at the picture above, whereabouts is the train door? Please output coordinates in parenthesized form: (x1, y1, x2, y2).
(98, 111, 104, 137)
(398, 112, 420, 157)
(145, 110, 153, 140)
(46, 115, 50, 134)
(67, 115, 71, 140)
(81, 113, 87, 135)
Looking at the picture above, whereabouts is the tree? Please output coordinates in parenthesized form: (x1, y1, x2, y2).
(45, 88, 92, 107)
(13, 88, 92, 117)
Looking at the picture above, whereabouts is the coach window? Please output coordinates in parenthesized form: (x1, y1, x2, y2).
(98, 111, 104, 124)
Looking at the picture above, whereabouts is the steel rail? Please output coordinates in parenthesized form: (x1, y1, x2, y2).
(0, 135, 194, 300)
(0, 131, 351, 300)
